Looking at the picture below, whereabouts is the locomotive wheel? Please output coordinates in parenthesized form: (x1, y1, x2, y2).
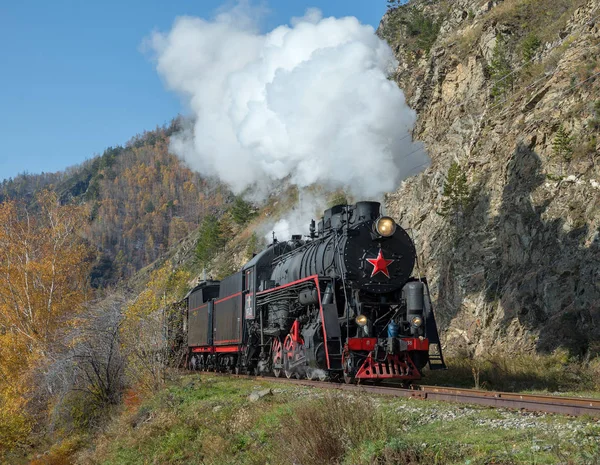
(342, 348, 355, 385)
(284, 359, 293, 379)
(283, 334, 297, 379)
(283, 334, 307, 379)
(272, 338, 283, 378)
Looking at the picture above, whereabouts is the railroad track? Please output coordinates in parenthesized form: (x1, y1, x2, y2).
(199, 371, 600, 417)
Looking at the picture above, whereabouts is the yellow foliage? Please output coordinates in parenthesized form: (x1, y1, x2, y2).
(0, 191, 92, 455)
(0, 391, 31, 454)
(0, 334, 32, 453)
(121, 263, 191, 393)
(0, 191, 91, 350)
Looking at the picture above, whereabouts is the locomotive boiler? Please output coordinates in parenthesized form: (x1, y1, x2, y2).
(186, 201, 446, 383)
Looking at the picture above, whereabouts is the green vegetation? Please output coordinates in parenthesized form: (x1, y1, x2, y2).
(72, 375, 600, 465)
(195, 215, 226, 265)
(403, 9, 441, 54)
(489, 35, 515, 100)
(475, 0, 587, 48)
(379, 5, 442, 58)
(451, 0, 590, 100)
(385, 0, 408, 8)
(552, 125, 574, 173)
(521, 33, 541, 62)
(592, 100, 600, 130)
(439, 161, 469, 224)
(230, 196, 257, 226)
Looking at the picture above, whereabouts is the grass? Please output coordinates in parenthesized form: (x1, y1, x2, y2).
(423, 350, 600, 394)
(69, 374, 600, 465)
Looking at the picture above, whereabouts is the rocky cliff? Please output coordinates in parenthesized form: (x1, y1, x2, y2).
(380, 0, 600, 356)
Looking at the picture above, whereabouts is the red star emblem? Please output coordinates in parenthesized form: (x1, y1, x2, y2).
(366, 250, 394, 278)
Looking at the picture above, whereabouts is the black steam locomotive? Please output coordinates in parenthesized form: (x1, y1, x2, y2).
(185, 201, 446, 383)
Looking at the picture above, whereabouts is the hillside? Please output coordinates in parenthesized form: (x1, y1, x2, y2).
(0, 120, 230, 286)
(380, 0, 600, 356)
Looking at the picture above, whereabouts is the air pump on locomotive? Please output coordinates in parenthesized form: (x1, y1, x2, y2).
(185, 201, 446, 383)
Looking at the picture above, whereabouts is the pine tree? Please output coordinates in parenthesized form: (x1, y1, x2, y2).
(196, 215, 225, 265)
(230, 196, 256, 226)
(552, 125, 574, 175)
(439, 162, 469, 226)
(489, 35, 514, 100)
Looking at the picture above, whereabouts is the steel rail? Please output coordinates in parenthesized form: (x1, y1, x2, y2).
(196, 371, 600, 417)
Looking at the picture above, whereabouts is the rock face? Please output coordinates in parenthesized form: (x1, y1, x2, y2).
(380, 0, 600, 356)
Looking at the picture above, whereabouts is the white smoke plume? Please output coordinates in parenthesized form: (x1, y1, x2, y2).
(264, 191, 327, 242)
(148, 2, 429, 206)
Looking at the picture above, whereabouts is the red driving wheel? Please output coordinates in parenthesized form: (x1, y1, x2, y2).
(272, 337, 283, 378)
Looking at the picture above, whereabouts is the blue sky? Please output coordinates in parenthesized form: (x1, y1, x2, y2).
(0, 0, 388, 182)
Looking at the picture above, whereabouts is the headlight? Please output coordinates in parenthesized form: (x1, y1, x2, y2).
(375, 216, 396, 237)
(411, 316, 423, 327)
(355, 315, 368, 326)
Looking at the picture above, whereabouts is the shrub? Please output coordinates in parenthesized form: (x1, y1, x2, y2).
(379, 5, 442, 57)
(404, 9, 442, 54)
(45, 294, 127, 435)
(276, 394, 386, 465)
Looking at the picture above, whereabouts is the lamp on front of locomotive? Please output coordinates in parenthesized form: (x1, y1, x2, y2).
(410, 316, 423, 328)
(404, 281, 425, 337)
(374, 216, 396, 237)
(355, 314, 369, 336)
(355, 314, 368, 326)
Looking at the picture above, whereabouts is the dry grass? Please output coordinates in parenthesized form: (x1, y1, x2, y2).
(451, 0, 587, 64)
(275, 394, 386, 465)
(425, 349, 600, 393)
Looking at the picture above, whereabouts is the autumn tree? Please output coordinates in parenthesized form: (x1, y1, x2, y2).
(121, 265, 190, 393)
(0, 191, 91, 349)
(0, 190, 92, 455)
(45, 294, 127, 433)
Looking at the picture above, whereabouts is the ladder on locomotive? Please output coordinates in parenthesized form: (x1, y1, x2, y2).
(427, 343, 447, 370)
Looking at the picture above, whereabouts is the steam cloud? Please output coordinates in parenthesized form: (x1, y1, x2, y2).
(148, 3, 428, 202)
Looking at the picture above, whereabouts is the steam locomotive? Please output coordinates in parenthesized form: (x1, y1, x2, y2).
(185, 201, 446, 383)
